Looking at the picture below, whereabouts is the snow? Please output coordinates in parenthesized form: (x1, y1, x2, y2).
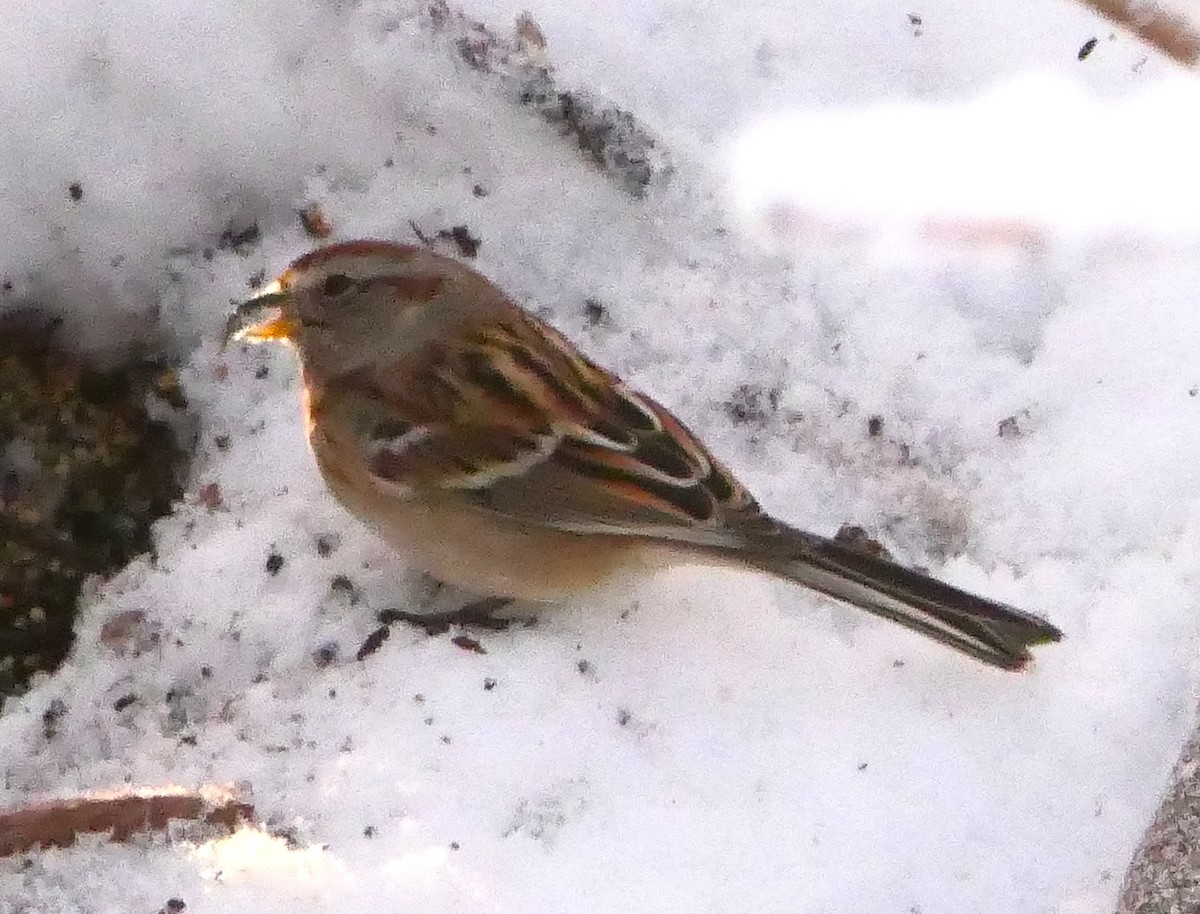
(730, 74, 1200, 236)
(2, 1, 1199, 913)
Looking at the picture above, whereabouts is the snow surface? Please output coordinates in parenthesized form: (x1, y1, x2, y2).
(2, 1, 1200, 912)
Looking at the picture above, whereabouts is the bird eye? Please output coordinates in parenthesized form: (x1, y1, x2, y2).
(322, 274, 354, 296)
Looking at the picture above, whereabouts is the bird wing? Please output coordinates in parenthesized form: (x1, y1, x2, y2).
(346, 312, 761, 541)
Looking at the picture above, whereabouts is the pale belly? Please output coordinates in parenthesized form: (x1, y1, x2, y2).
(348, 482, 661, 600)
(309, 426, 666, 601)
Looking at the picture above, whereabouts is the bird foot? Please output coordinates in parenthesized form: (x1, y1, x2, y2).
(378, 596, 516, 636)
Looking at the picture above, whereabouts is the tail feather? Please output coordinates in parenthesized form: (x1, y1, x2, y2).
(730, 525, 1062, 671)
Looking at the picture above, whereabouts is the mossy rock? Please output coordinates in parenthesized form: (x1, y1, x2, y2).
(0, 312, 188, 701)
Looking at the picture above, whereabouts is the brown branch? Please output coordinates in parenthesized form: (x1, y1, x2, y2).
(0, 785, 254, 856)
(1072, 0, 1200, 66)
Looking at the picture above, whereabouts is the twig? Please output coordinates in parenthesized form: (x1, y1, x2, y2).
(0, 786, 254, 856)
(1072, 0, 1200, 66)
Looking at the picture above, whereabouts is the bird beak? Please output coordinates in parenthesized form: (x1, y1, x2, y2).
(223, 280, 299, 348)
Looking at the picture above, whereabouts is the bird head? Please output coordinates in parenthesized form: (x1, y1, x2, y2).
(225, 240, 502, 376)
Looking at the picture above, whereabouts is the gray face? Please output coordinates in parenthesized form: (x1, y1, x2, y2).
(289, 272, 415, 375)
(228, 243, 511, 379)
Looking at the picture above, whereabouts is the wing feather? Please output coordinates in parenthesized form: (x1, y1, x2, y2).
(349, 311, 759, 536)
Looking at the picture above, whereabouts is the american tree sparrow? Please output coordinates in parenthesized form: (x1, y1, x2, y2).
(226, 240, 1061, 670)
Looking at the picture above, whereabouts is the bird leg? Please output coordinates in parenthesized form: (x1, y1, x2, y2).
(378, 596, 516, 636)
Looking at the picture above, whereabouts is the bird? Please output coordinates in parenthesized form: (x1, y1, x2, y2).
(224, 239, 1061, 671)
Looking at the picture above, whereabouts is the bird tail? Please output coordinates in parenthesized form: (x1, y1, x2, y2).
(724, 523, 1062, 671)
